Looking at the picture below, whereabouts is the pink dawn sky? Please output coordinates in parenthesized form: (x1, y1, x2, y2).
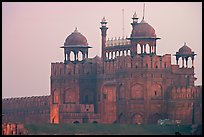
(2, 2, 202, 98)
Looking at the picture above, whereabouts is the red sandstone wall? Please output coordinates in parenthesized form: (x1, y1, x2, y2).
(2, 96, 50, 124)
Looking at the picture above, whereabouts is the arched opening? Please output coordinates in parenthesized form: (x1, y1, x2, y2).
(124, 50, 127, 56)
(188, 57, 192, 68)
(127, 49, 131, 56)
(112, 51, 115, 59)
(137, 44, 141, 54)
(120, 50, 123, 56)
(83, 117, 88, 123)
(151, 84, 162, 99)
(53, 90, 59, 104)
(70, 51, 75, 61)
(109, 52, 112, 59)
(119, 85, 125, 100)
(78, 51, 83, 61)
(145, 44, 149, 54)
(116, 51, 119, 57)
(64, 89, 76, 103)
(178, 58, 182, 68)
(132, 114, 143, 124)
(106, 52, 109, 60)
(150, 113, 162, 124)
(84, 95, 89, 104)
(131, 84, 143, 99)
(92, 121, 98, 123)
(118, 113, 126, 124)
(73, 121, 80, 124)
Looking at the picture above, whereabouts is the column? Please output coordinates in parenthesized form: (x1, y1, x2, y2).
(154, 45, 156, 54)
(176, 58, 179, 65)
(185, 57, 189, 68)
(192, 56, 194, 68)
(74, 53, 77, 61)
(182, 57, 184, 68)
(82, 52, 85, 60)
(149, 45, 151, 54)
(64, 51, 67, 63)
(140, 45, 143, 54)
(67, 51, 70, 61)
(144, 44, 146, 54)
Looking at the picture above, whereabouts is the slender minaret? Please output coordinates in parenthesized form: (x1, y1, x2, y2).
(143, 3, 145, 20)
(131, 11, 139, 28)
(122, 9, 125, 37)
(100, 17, 108, 61)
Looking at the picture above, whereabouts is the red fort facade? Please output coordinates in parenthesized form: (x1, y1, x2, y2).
(2, 13, 202, 125)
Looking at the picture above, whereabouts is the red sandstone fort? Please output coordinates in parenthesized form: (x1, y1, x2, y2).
(2, 12, 202, 126)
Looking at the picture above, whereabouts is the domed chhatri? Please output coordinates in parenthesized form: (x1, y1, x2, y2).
(61, 27, 92, 63)
(175, 43, 196, 68)
(178, 43, 192, 55)
(64, 27, 88, 46)
(131, 19, 156, 38)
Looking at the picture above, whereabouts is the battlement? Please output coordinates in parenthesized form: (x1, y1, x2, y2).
(2, 95, 50, 103)
(106, 36, 131, 47)
(104, 54, 172, 74)
(51, 58, 102, 77)
(170, 86, 202, 100)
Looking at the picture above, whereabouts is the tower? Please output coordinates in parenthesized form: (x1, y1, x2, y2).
(61, 27, 92, 63)
(100, 17, 108, 61)
(175, 42, 196, 68)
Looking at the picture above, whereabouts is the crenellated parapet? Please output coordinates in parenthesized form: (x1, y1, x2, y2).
(105, 36, 131, 47)
(103, 53, 172, 74)
(2, 95, 50, 124)
(170, 86, 202, 100)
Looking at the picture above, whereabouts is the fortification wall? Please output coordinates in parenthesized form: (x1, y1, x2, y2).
(2, 95, 50, 124)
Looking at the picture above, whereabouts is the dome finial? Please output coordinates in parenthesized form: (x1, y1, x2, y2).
(133, 11, 138, 18)
(74, 27, 78, 33)
(184, 42, 187, 45)
(142, 3, 145, 20)
(102, 16, 106, 22)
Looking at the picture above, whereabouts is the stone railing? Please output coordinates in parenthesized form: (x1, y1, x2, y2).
(105, 36, 131, 47)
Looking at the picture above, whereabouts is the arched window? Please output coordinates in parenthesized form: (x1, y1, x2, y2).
(78, 51, 83, 61)
(132, 114, 143, 124)
(116, 51, 119, 57)
(73, 121, 80, 124)
(70, 51, 75, 61)
(109, 52, 112, 59)
(151, 84, 162, 99)
(124, 50, 127, 56)
(127, 49, 131, 56)
(64, 89, 76, 103)
(137, 44, 141, 54)
(93, 121, 98, 123)
(106, 52, 109, 60)
(131, 84, 143, 99)
(53, 90, 59, 104)
(112, 51, 115, 59)
(119, 85, 125, 100)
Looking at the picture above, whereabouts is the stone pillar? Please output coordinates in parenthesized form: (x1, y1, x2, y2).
(144, 44, 146, 54)
(149, 45, 151, 54)
(185, 57, 189, 68)
(64, 50, 66, 63)
(74, 52, 77, 61)
(140, 45, 143, 54)
(182, 57, 184, 68)
(192, 56, 194, 68)
(176, 58, 179, 65)
(154, 45, 156, 54)
(82, 52, 85, 60)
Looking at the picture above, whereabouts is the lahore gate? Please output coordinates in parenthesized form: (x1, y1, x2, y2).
(2, 12, 202, 125)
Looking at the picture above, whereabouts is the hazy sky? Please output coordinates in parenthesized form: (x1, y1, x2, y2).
(2, 2, 202, 98)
